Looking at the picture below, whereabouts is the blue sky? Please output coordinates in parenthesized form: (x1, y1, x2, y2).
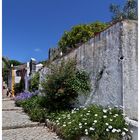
(3, 0, 125, 63)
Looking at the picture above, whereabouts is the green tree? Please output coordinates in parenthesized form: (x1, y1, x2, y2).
(110, 0, 138, 21)
(58, 22, 108, 53)
(2, 57, 22, 84)
(9, 60, 22, 66)
(2, 57, 10, 84)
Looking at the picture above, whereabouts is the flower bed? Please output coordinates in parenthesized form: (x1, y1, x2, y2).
(15, 94, 133, 140)
(46, 105, 133, 140)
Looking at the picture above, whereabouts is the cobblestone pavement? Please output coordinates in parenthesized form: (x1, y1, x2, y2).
(2, 94, 62, 140)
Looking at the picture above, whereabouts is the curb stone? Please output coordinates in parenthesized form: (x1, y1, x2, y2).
(2, 123, 45, 130)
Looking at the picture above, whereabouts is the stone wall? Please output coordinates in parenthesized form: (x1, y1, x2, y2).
(40, 20, 137, 121)
(121, 21, 138, 121)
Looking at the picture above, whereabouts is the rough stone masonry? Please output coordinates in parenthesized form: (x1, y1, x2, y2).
(40, 20, 138, 122)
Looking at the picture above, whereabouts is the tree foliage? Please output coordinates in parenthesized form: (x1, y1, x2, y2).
(58, 22, 108, 53)
(110, 0, 138, 21)
(9, 60, 22, 66)
(2, 58, 22, 84)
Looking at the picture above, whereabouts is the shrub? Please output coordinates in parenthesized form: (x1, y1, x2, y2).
(29, 72, 40, 92)
(29, 107, 46, 122)
(49, 105, 132, 140)
(41, 59, 91, 111)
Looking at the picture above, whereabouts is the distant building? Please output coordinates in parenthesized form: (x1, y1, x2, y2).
(8, 58, 43, 91)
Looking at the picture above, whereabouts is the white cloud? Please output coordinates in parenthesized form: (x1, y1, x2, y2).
(34, 48, 41, 52)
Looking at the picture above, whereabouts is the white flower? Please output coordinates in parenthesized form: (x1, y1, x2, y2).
(123, 128, 128, 132)
(84, 108, 87, 110)
(130, 130, 133, 133)
(117, 129, 121, 132)
(109, 112, 112, 114)
(103, 109, 107, 113)
(86, 113, 90, 115)
(106, 128, 109, 132)
(68, 122, 71, 124)
(85, 129, 88, 132)
(103, 115, 107, 118)
(94, 120, 97, 123)
(93, 123, 95, 125)
(89, 127, 95, 131)
(71, 110, 76, 114)
(79, 123, 82, 126)
(125, 122, 129, 126)
(88, 110, 90, 113)
(63, 124, 66, 127)
(58, 118, 61, 120)
(105, 123, 109, 126)
(121, 131, 126, 136)
(122, 113, 126, 116)
(112, 129, 116, 133)
(80, 114, 83, 117)
(94, 114, 98, 117)
(85, 131, 88, 135)
(109, 107, 112, 110)
(83, 118, 87, 121)
(113, 115, 116, 118)
(84, 122, 87, 125)
(79, 125, 82, 128)
(110, 119, 113, 122)
(56, 120, 59, 123)
(115, 114, 118, 116)
(108, 125, 112, 129)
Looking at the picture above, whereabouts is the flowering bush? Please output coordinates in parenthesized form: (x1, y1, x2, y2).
(48, 105, 132, 140)
(15, 92, 33, 101)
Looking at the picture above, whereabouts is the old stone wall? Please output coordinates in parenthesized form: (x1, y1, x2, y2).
(40, 20, 137, 121)
(121, 21, 138, 120)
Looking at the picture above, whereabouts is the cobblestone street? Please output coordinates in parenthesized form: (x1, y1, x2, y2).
(2, 90, 61, 140)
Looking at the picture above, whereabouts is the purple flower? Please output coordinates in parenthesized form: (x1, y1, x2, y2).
(15, 92, 33, 101)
